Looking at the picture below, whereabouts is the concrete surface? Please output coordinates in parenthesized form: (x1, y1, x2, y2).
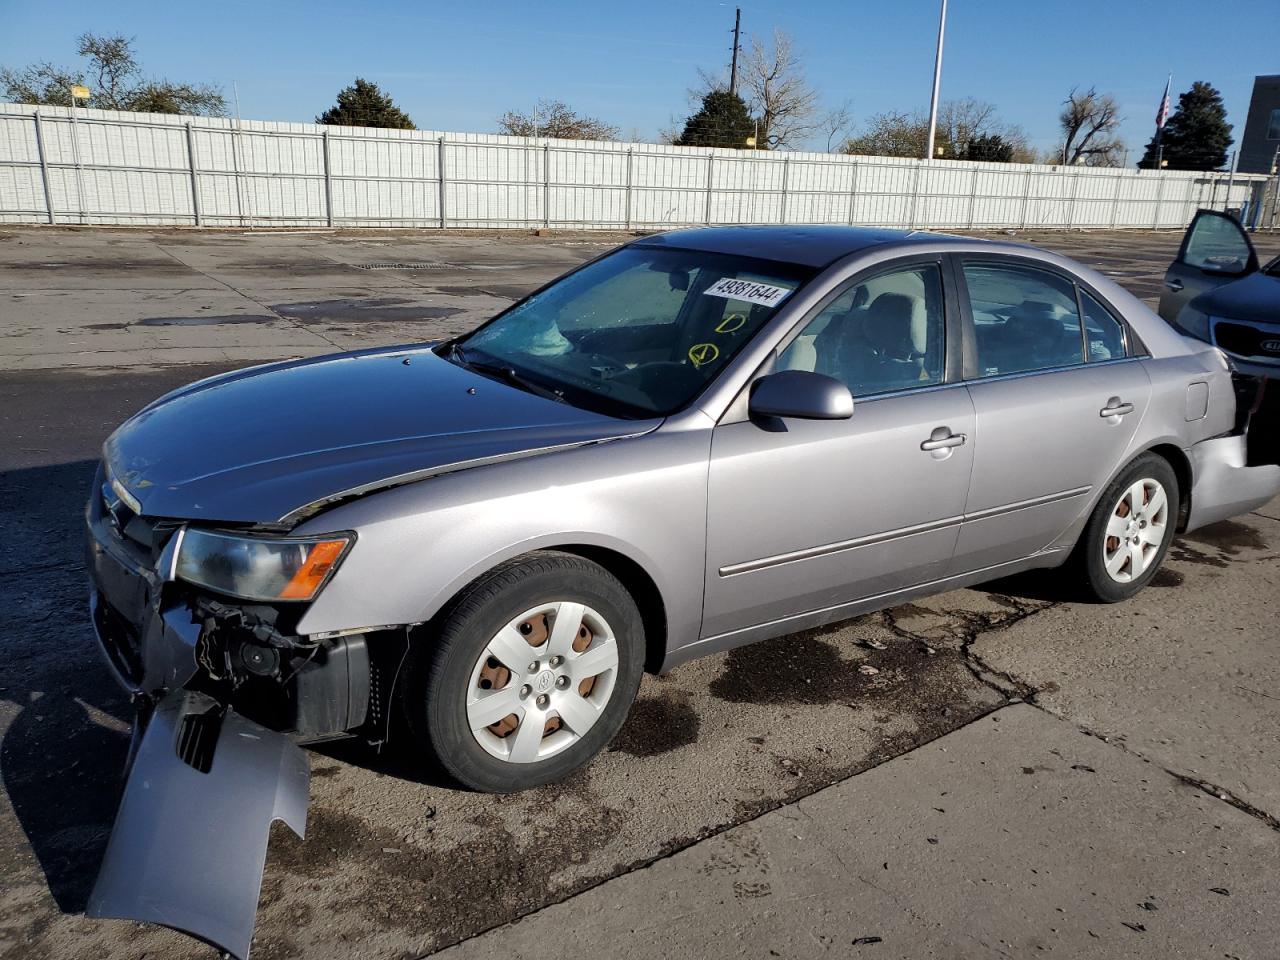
(1, 226, 1279, 960)
(974, 513, 1280, 817)
(439, 706, 1280, 960)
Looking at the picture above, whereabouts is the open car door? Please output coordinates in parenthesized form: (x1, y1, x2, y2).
(1158, 209, 1259, 324)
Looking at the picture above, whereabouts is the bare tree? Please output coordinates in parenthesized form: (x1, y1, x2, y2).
(1, 32, 225, 115)
(739, 29, 818, 149)
(1057, 86, 1124, 166)
(497, 99, 619, 141)
(819, 99, 854, 153)
(843, 110, 943, 159)
(936, 97, 996, 157)
(77, 33, 138, 109)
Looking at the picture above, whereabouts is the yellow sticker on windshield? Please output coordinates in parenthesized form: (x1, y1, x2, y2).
(688, 342, 720, 368)
(715, 313, 747, 334)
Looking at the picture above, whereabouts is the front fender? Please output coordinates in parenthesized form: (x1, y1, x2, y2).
(292, 427, 712, 655)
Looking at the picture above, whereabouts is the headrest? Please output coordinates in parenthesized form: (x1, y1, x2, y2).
(864, 293, 916, 359)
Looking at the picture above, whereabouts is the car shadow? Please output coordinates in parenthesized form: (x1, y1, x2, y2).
(0, 458, 135, 913)
(976, 567, 1084, 604)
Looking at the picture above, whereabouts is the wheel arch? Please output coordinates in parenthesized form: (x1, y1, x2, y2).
(1140, 442, 1193, 532)
(553, 544, 670, 675)
(403, 539, 671, 675)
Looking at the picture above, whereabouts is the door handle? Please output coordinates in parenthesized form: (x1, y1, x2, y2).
(1165, 278, 1184, 292)
(1100, 397, 1134, 418)
(921, 431, 967, 452)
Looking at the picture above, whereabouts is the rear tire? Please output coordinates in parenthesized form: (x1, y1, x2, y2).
(400, 551, 644, 793)
(1071, 453, 1179, 603)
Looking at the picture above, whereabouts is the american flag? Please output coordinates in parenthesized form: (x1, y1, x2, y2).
(1155, 76, 1172, 130)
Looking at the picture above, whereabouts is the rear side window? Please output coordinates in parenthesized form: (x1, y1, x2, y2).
(963, 263, 1085, 377)
(1080, 291, 1126, 361)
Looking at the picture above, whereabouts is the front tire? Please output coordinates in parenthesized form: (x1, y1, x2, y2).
(1073, 453, 1179, 603)
(400, 551, 644, 793)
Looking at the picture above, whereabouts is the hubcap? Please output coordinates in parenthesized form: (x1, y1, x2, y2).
(1102, 477, 1169, 584)
(465, 601, 619, 764)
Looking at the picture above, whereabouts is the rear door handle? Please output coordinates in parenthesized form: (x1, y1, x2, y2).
(921, 430, 966, 452)
(1165, 278, 1184, 292)
(1100, 397, 1135, 418)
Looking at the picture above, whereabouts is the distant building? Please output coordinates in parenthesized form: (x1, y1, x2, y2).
(1239, 74, 1280, 175)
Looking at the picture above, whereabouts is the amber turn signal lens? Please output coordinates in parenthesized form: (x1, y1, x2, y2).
(278, 539, 349, 600)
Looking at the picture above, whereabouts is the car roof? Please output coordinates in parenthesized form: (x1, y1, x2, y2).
(636, 225, 969, 269)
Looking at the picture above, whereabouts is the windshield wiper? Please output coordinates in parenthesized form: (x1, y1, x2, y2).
(445, 343, 569, 405)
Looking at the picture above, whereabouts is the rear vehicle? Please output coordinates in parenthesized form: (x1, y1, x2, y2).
(84, 226, 1280, 957)
(1158, 210, 1280, 465)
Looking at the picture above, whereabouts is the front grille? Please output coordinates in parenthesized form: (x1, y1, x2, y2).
(94, 595, 144, 683)
(1214, 321, 1280, 361)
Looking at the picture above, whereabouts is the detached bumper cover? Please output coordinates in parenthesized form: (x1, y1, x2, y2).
(87, 692, 309, 960)
(1186, 434, 1280, 533)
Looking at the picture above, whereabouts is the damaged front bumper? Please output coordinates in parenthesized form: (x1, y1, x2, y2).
(83, 468, 389, 958)
(86, 691, 308, 960)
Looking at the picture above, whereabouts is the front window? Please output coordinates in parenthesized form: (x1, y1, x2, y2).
(446, 246, 814, 417)
(778, 263, 946, 397)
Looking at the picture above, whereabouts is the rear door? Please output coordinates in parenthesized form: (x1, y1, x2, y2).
(950, 258, 1152, 574)
(1159, 210, 1259, 323)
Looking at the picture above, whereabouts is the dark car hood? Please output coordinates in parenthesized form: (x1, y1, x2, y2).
(105, 345, 658, 525)
(1194, 270, 1280, 326)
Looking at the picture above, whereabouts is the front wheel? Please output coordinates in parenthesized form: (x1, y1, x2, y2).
(1072, 453, 1179, 603)
(400, 551, 644, 793)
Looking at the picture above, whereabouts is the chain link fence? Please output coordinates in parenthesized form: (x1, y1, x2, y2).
(1, 103, 1274, 231)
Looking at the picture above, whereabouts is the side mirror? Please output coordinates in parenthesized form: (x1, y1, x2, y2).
(749, 370, 853, 421)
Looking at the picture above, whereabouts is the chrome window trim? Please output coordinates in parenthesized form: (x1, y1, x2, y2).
(963, 355, 1143, 388)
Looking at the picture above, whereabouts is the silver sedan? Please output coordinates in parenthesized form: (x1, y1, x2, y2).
(86, 226, 1280, 957)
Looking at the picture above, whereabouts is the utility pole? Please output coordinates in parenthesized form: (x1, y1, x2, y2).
(729, 7, 741, 97)
(924, 0, 947, 161)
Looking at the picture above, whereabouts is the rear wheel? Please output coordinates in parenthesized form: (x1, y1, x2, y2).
(400, 551, 644, 793)
(1072, 453, 1179, 603)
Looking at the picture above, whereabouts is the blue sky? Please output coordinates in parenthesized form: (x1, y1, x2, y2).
(1, 0, 1273, 160)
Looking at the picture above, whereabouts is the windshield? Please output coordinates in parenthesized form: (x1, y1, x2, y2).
(446, 245, 814, 417)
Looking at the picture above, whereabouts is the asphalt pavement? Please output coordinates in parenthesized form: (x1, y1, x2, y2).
(0, 225, 1277, 960)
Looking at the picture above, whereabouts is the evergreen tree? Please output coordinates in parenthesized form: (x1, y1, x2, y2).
(674, 90, 758, 149)
(1139, 82, 1232, 170)
(963, 133, 1015, 163)
(317, 78, 415, 129)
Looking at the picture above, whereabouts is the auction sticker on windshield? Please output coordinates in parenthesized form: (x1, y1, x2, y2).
(702, 277, 794, 308)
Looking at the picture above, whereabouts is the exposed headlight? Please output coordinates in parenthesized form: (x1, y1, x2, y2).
(1173, 306, 1212, 342)
(175, 529, 353, 601)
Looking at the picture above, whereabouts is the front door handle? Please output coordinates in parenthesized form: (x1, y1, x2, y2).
(921, 428, 967, 452)
(1165, 278, 1184, 292)
(1100, 397, 1135, 418)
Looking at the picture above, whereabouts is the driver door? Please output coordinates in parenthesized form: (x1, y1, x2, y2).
(1158, 210, 1259, 323)
(701, 259, 975, 642)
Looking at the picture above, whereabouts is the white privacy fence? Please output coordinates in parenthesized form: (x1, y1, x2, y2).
(0, 103, 1273, 231)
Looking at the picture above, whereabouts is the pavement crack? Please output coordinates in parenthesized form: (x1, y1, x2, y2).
(1163, 772, 1280, 832)
(153, 244, 348, 350)
(1027, 701, 1280, 834)
(878, 595, 1052, 702)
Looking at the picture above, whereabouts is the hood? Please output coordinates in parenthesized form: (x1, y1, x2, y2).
(105, 345, 657, 525)
(1194, 270, 1280, 327)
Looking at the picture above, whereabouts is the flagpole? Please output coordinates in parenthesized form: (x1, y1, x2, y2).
(1156, 73, 1171, 169)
